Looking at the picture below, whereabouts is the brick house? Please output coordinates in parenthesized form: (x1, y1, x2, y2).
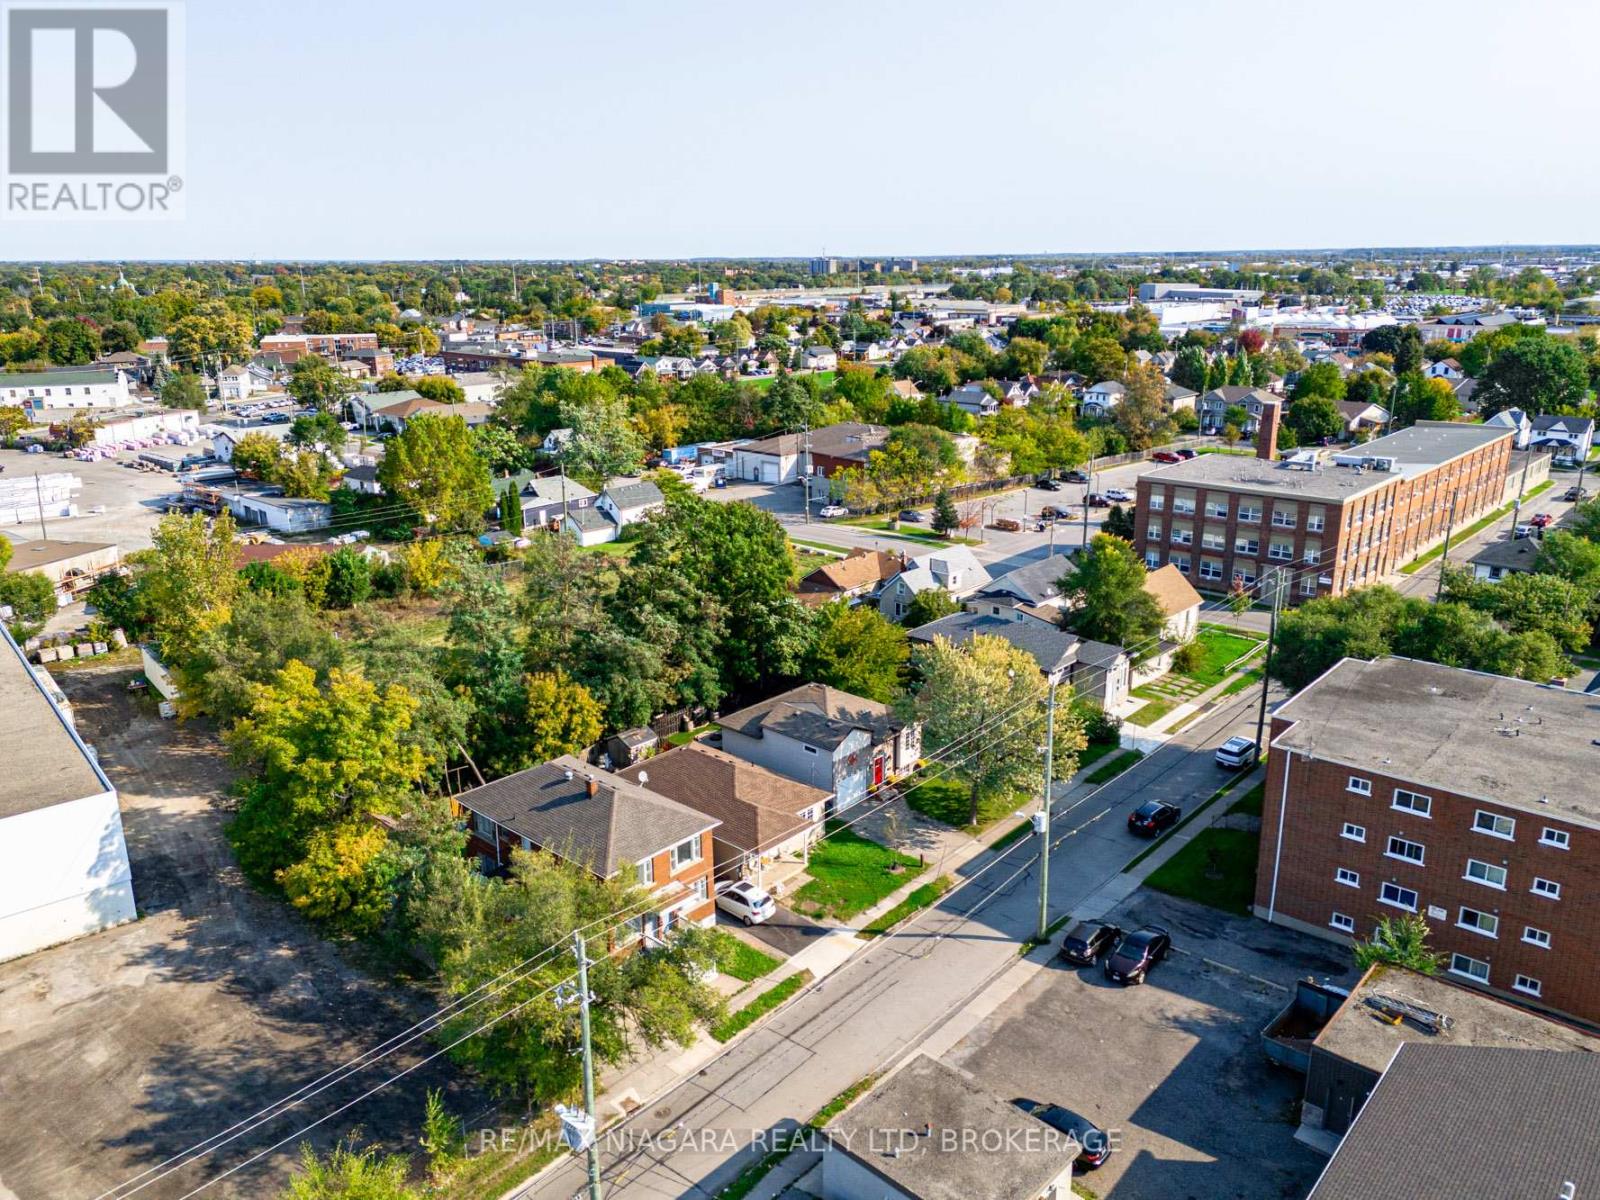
(1136, 421, 1512, 602)
(454, 755, 719, 943)
(1255, 656, 1600, 1027)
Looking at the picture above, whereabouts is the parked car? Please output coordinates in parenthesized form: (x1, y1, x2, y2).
(1059, 920, 1123, 966)
(1151, 451, 1181, 464)
(818, 504, 849, 518)
(1530, 512, 1553, 528)
(1104, 487, 1133, 502)
(1175, 448, 1199, 460)
(1103, 925, 1172, 985)
(990, 517, 1023, 532)
(898, 508, 924, 523)
(1563, 486, 1588, 502)
(1039, 505, 1068, 520)
(1127, 800, 1181, 837)
(1083, 493, 1111, 508)
(1215, 736, 1258, 769)
(715, 880, 776, 926)
(1010, 1099, 1114, 1170)
(1064, 469, 1090, 484)
(1035, 478, 1062, 491)
(1514, 522, 1535, 539)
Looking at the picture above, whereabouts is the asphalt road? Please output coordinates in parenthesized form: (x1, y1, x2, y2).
(513, 685, 1279, 1200)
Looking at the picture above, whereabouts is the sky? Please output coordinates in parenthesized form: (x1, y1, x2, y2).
(4, 0, 1600, 261)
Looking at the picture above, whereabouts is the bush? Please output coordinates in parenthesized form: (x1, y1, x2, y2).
(1171, 639, 1205, 675)
(1075, 702, 1122, 746)
(370, 560, 407, 598)
(322, 547, 373, 609)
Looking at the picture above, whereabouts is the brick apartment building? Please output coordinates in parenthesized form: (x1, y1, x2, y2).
(258, 332, 380, 364)
(1255, 656, 1599, 1027)
(1135, 416, 1513, 602)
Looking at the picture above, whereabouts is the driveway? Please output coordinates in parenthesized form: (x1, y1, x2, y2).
(720, 906, 828, 958)
(945, 891, 1354, 1200)
(0, 663, 485, 1200)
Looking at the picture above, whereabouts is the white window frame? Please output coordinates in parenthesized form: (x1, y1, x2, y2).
(1347, 777, 1371, 796)
(1329, 912, 1355, 934)
(1523, 926, 1551, 949)
(1271, 510, 1296, 528)
(1199, 561, 1223, 582)
(1234, 537, 1260, 556)
(1513, 974, 1542, 997)
(1147, 492, 1165, 512)
(1456, 907, 1499, 938)
(1335, 867, 1360, 888)
(1238, 506, 1261, 523)
(1385, 835, 1425, 865)
(1540, 827, 1570, 850)
(1171, 528, 1193, 546)
(1306, 515, 1326, 532)
(670, 836, 702, 871)
(636, 857, 656, 886)
(1472, 810, 1515, 841)
(1448, 952, 1490, 984)
(1392, 788, 1432, 818)
(1341, 822, 1366, 843)
(1531, 877, 1561, 900)
(1464, 859, 1507, 890)
(1379, 882, 1418, 912)
(1172, 499, 1196, 516)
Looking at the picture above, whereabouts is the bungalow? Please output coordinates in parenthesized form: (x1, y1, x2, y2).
(541, 427, 574, 455)
(1079, 380, 1124, 418)
(717, 683, 921, 813)
(618, 744, 827, 886)
(991, 378, 1039, 407)
(1144, 562, 1203, 644)
(1335, 400, 1389, 437)
(563, 505, 618, 546)
(341, 463, 382, 495)
(597, 479, 665, 530)
(1468, 534, 1542, 582)
(455, 756, 719, 944)
(1424, 358, 1465, 381)
(225, 488, 332, 534)
(800, 346, 839, 372)
(905, 610, 1131, 710)
(945, 383, 999, 418)
(796, 548, 901, 607)
(1164, 383, 1198, 412)
(350, 390, 424, 432)
(502, 472, 597, 528)
(878, 545, 991, 621)
(969, 552, 1074, 614)
(210, 422, 293, 463)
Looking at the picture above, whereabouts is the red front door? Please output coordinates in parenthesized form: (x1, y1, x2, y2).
(873, 755, 885, 786)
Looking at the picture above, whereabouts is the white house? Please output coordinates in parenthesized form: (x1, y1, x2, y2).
(216, 363, 258, 403)
(1, 625, 137, 963)
(597, 479, 665, 530)
(1424, 358, 1465, 381)
(1528, 414, 1595, 464)
(799, 346, 838, 372)
(541, 427, 574, 455)
(1079, 380, 1125, 418)
(226, 488, 333, 534)
(454, 371, 505, 405)
(945, 383, 999, 418)
(1484, 407, 1533, 449)
(730, 432, 804, 484)
(878, 545, 991, 621)
(211, 422, 293, 463)
(562, 506, 617, 547)
(0, 367, 131, 412)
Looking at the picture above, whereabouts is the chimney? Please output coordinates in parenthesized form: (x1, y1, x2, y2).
(586, 776, 599, 797)
(1256, 399, 1282, 462)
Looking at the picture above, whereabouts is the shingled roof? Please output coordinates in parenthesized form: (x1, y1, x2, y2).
(718, 683, 901, 750)
(618, 743, 826, 854)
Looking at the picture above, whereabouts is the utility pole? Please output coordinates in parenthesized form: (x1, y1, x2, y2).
(572, 931, 603, 1200)
(1253, 569, 1284, 758)
(33, 472, 47, 539)
(1081, 456, 1095, 549)
(1435, 489, 1459, 602)
(801, 422, 812, 524)
(1036, 677, 1058, 943)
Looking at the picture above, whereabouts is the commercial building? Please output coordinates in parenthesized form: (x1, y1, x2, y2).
(0, 625, 137, 962)
(1135, 421, 1513, 601)
(3, 539, 120, 604)
(1255, 656, 1600, 1026)
(0, 367, 131, 412)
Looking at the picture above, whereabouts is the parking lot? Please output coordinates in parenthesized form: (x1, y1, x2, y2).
(944, 891, 1355, 1200)
(0, 445, 181, 553)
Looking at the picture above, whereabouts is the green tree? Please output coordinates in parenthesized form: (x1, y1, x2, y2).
(804, 602, 909, 703)
(1534, 530, 1600, 596)
(166, 304, 251, 377)
(1285, 394, 1344, 444)
(291, 410, 346, 451)
(1290, 361, 1347, 403)
(377, 412, 494, 530)
(1170, 346, 1210, 392)
(1058, 533, 1164, 661)
(279, 1142, 420, 1200)
(1112, 363, 1176, 451)
(413, 375, 465, 405)
(931, 487, 959, 537)
(500, 482, 524, 534)
(174, 590, 344, 724)
(1476, 335, 1590, 417)
(160, 371, 208, 411)
(1102, 504, 1135, 540)
(288, 355, 357, 413)
(560, 390, 646, 482)
(323, 546, 374, 609)
(521, 669, 605, 765)
(1354, 914, 1442, 975)
(140, 510, 241, 662)
(228, 431, 284, 478)
(903, 587, 960, 627)
(0, 571, 57, 637)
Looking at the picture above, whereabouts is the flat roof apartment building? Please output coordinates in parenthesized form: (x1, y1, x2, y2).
(1255, 656, 1600, 1027)
(1135, 421, 1513, 601)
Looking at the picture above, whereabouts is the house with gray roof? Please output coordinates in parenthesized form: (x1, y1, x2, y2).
(562, 504, 617, 546)
(598, 478, 665, 529)
(878, 546, 990, 622)
(1468, 533, 1541, 581)
(971, 552, 1075, 612)
(906, 611, 1130, 710)
(454, 754, 719, 942)
(716, 683, 920, 814)
(500, 471, 597, 528)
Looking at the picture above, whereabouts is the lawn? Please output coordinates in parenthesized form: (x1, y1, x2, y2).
(904, 770, 1019, 831)
(1124, 696, 1179, 727)
(1132, 627, 1263, 706)
(858, 876, 952, 939)
(1219, 667, 1264, 698)
(1074, 740, 1122, 773)
(665, 724, 713, 747)
(744, 371, 836, 390)
(710, 971, 810, 1042)
(791, 546, 836, 583)
(844, 517, 979, 546)
(1144, 827, 1260, 915)
(1229, 781, 1266, 818)
(1084, 749, 1144, 785)
(709, 929, 781, 982)
(790, 822, 923, 920)
(1401, 479, 1554, 573)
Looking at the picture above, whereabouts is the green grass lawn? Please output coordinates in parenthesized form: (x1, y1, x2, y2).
(858, 876, 952, 939)
(789, 537, 847, 555)
(1075, 740, 1122, 772)
(1229, 781, 1266, 817)
(1200, 621, 1265, 642)
(1219, 667, 1264, 698)
(1124, 696, 1180, 727)
(990, 820, 1033, 851)
(1084, 749, 1144, 785)
(843, 517, 979, 546)
(1144, 828, 1260, 915)
(665, 724, 713, 748)
(904, 771, 1019, 830)
(708, 930, 781, 982)
(790, 822, 924, 920)
(710, 971, 810, 1042)
(791, 547, 836, 583)
(744, 371, 836, 390)
(1401, 479, 1554, 573)
(1183, 626, 1264, 687)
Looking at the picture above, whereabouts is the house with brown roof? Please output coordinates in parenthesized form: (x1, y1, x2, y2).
(619, 743, 827, 885)
(1143, 563, 1202, 644)
(796, 548, 902, 607)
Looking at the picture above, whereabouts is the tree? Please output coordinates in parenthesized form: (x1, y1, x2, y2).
(288, 355, 357, 413)
(1284, 394, 1344, 445)
(500, 482, 524, 534)
(166, 304, 251, 377)
(376, 412, 494, 530)
(274, 449, 333, 500)
(291, 410, 346, 451)
(44, 317, 100, 364)
(1443, 567, 1592, 653)
(279, 1142, 420, 1200)
(903, 587, 959, 627)
(931, 487, 959, 537)
(413, 375, 465, 405)
(229, 431, 284, 478)
(1354, 914, 1442, 975)
(903, 633, 1060, 826)
(1102, 503, 1135, 540)
(323, 546, 374, 609)
(1534, 530, 1600, 596)
(1391, 325, 1424, 376)
(1476, 335, 1590, 416)
(139, 510, 241, 662)
(1058, 534, 1164, 661)
(1389, 372, 1459, 428)
(226, 661, 433, 934)
(1170, 346, 1210, 393)
(174, 590, 344, 724)
(559, 390, 646, 482)
(161, 371, 208, 411)
(804, 602, 909, 703)
(1290, 361, 1346, 403)
(423, 850, 723, 1099)
(0, 571, 56, 637)
(521, 669, 604, 765)
(1113, 363, 1176, 451)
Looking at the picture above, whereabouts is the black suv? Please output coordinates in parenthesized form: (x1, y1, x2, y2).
(1059, 920, 1123, 966)
(1104, 925, 1172, 985)
(1035, 477, 1062, 491)
(1128, 800, 1180, 837)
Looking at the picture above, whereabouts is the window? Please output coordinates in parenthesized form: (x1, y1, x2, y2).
(1146, 522, 1163, 541)
(1144, 550, 1162, 570)
(1449, 952, 1490, 984)
(1173, 498, 1196, 516)
(1464, 859, 1507, 889)
(1268, 542, 1294, 562)
(1238, 506, 1261, 523)
(1379, 882, 1418, 911)
(690, 876, 709, 902)
(1170, 554, 1190, 573)
(1171, 528, 1193, 546)
(1513, 974, 1542, 997)
(1206, 500, 1229, 519)
(1304, 547, 1321, 565)
(1234, 566, 1257, 587)
(1335, 868, 1360, 888)
(1473, 811, 1515, 840)
(1199, 560, 1223, 582)
(1235, 537, 1260, 555)
(1540, 827, 1570, 850)
(636, 858, 655, 886)
(1307, 514, 1326, 532)
(1148, 492, 1165, 512)
(1392, 789, 1432, 817)
(1347, 777, 1371, 796)
(1523, 926, 1551, 949)
(670, 837, 702, 870)
(472, 810, 497, 840)
(1531, 877, 1561, 900)
(1330, 912, 1355, 934)
(1457, 907, 1499, 938)
(1301, 576, 1319, 596)
(1341, 822, 1366, 843)
(1271, 511, 1296, 528)
(1386, 836, 1425, 865)
(804, 744, 818, 755)
(1202, 531, 1227, 551)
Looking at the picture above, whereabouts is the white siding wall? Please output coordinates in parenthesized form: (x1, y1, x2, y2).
(0, 791, 136, 962)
